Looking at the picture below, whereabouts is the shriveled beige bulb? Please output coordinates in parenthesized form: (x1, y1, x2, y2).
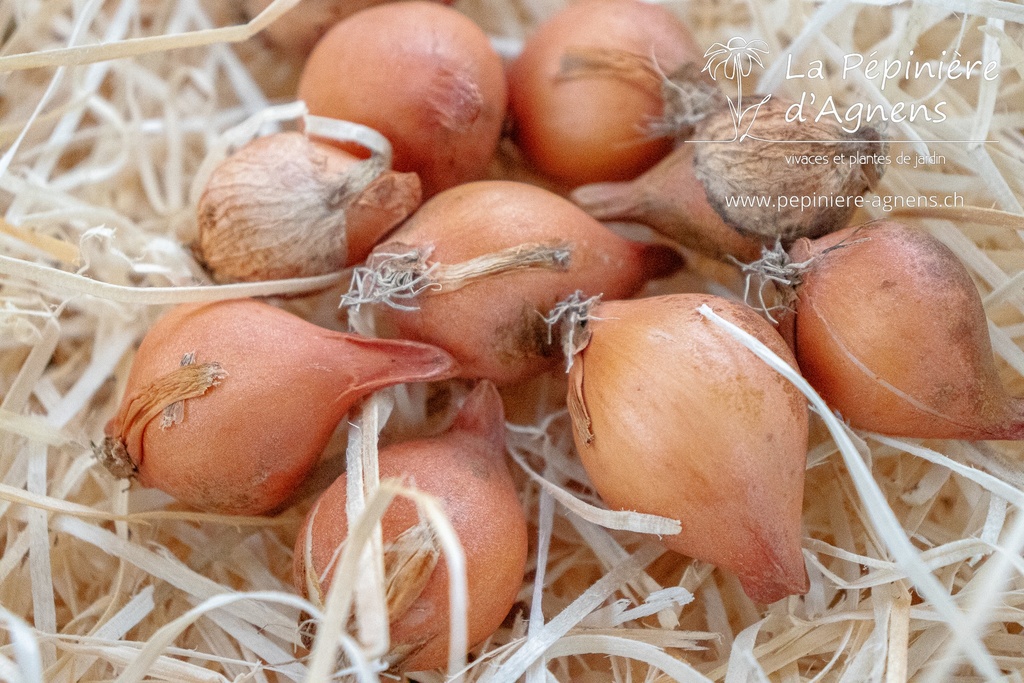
(195, 131, 421, 283)
(572, 97, 885, 262)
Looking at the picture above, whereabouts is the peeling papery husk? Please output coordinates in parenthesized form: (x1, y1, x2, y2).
(557, 47, 664, 89)
(654, 61, 727, 138)
(98, 352, 227, 480)
(542, 289, 602, 371)
(567, 294, 809, 603)
(296, 519, 440, 649)
(194, 131, 421, 283)
(694, 97, 886, 243)
(572, 96, 887, 263)
(783, 220, 1024, 441)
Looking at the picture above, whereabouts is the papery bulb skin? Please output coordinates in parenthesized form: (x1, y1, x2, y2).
(293, 381, 527, 671)
(788, 220, 1024, 440)
(571, 142, 763, 262)
(572, 98, 885, 263)
(196, 132, 421, 283)
(371, 180, 683, 385)
(692, 100, 883, 243)
(102, 299, 457, 515)
(343, 169, 423, 263)
(568, 294, 809, 603)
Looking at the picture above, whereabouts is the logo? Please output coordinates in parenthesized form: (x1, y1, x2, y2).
(696, 36, 996, 146)
(701, 38, 772, 141)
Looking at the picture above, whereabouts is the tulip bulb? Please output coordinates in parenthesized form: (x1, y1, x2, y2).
(294, 380, 527, 671)
(195, 132, 421, 283)
(782, 220, 1024, 440)
(567, 293, 809, 603)
(99, 299, 456, 514)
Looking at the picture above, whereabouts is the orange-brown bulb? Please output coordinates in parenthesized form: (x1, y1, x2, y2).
(788, 220, 1024, 440)
(568, 294, 809, 603)
(100, 299, 456, 514)
(294, 381, 527, 671)
(508, 0, 698, 186)
(298, 2, 506, 198)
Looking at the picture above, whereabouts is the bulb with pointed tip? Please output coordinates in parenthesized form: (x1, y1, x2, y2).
(195, 132, 421, 283)
(571, 98, 885, 262)
(365, 180, 683, 385)
(784, 220, 1024, 440)
(100, 299, 457, 515)
(567, 293, 809, 603)
(293, 381, 527, 671)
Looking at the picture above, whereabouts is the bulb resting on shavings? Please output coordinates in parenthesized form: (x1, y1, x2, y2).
(1, 0, 1023, 679)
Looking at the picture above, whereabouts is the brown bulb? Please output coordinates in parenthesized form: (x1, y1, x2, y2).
(195, 132, 420, 283)
(364, 180, 683, 385)
(568, 293, 809, 603)
(99, 299, 456, 514)
(786, 220, 1024, 440)
(572, 98, 885, 262)
(294, 381, 528, 671)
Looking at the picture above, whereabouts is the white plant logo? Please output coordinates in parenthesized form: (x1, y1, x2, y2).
(702, 37, 772, 140)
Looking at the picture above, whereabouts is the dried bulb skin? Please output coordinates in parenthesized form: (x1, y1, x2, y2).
(571, 142, 763, 262)
(507, 0, 699, 186)
(787, 220, 1024, 440)
(370, 180, 684, 385)
(568, 294, 809, 603)
(101, 299, 457, 514)
(655, 61, 727, 139)
(195, 132, 421, 283)
(572, 98, 885, 262)
(344, 168, 424, 262)
(293, 381, 527, 671)
(694, 99, 884, 243)
(297, 2, 507, 198)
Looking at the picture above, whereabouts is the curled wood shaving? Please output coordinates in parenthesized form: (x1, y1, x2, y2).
(0, 218, 80, 265)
